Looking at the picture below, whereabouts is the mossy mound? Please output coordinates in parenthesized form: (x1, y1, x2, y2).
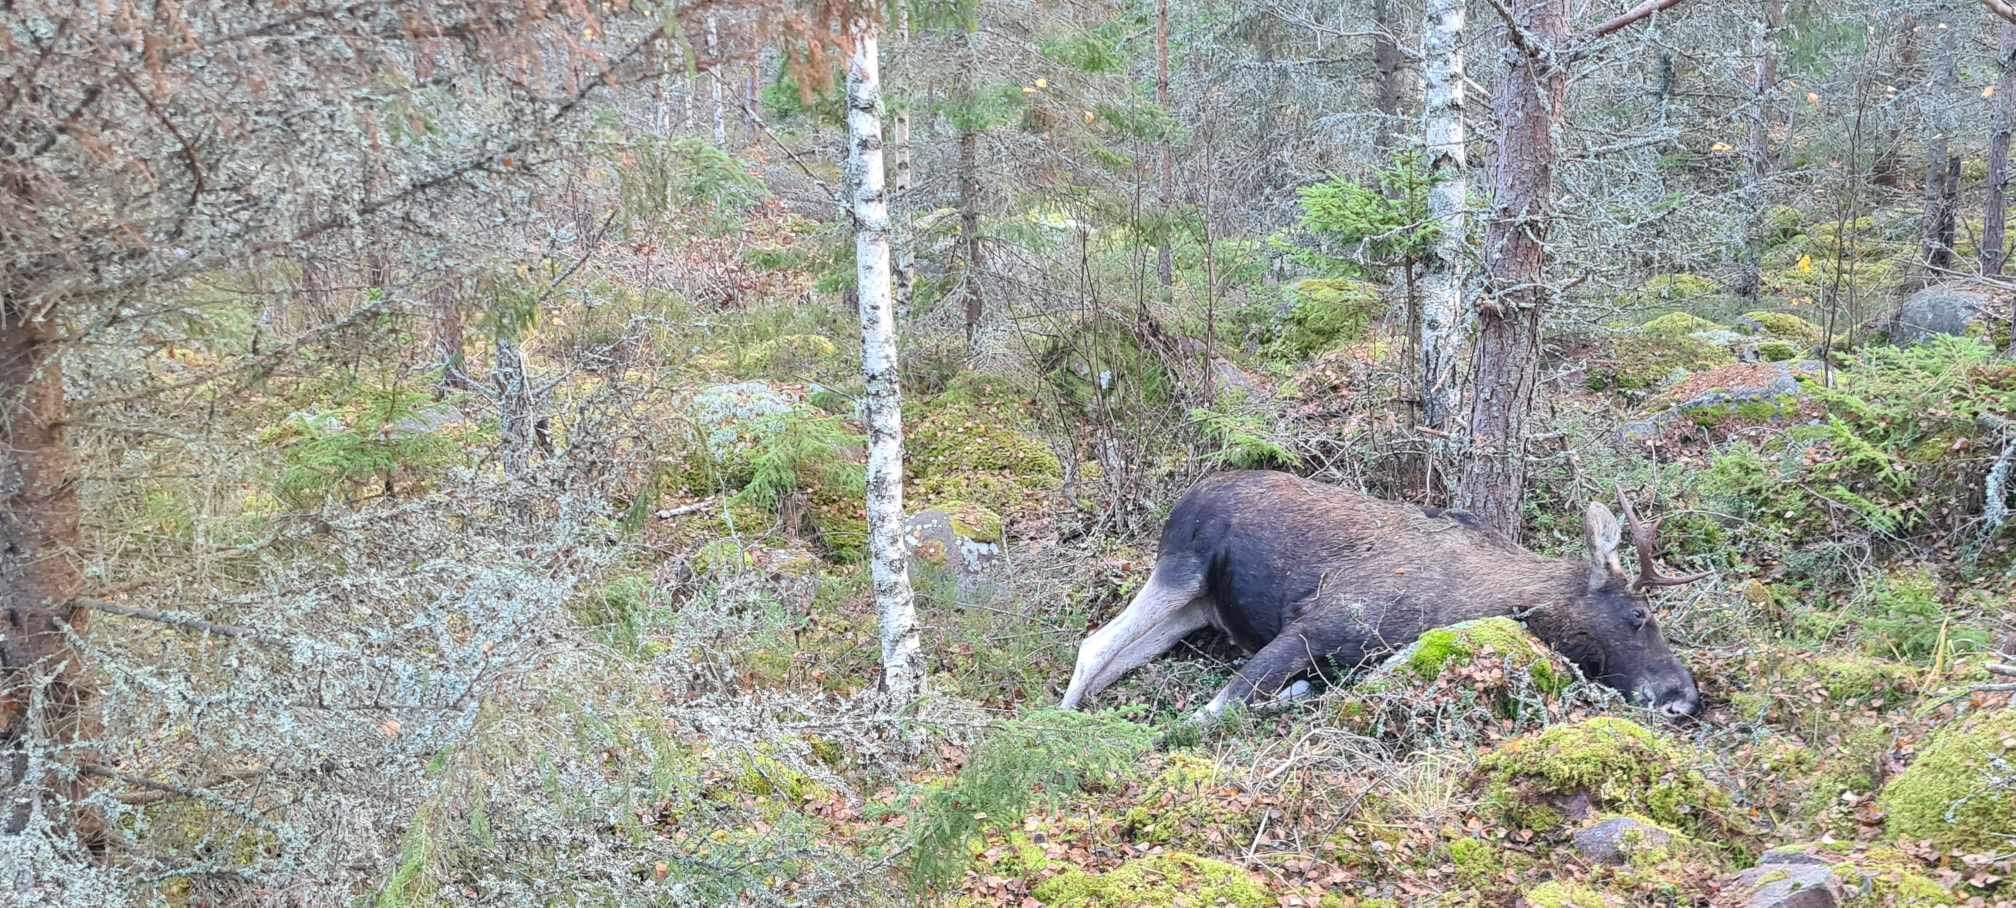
(1589, 331, 1737, 392)
(1399, 617, 1570, 695)
(909, 378, 1062, 523)
(1878, 708, 2016, 854)
(1639, 311, 1725, 338)
(743, 332, 842, 378)
(1475, 718, 1736, 840)
(1753, 844, 1959, 906)
(1336, 619, 1579, 742)
(1520, 880, 1613, 908)
(1119, 754, 1257, 851)
(1738, 310, 1824, 345)
(1031, 852, 1270, 907)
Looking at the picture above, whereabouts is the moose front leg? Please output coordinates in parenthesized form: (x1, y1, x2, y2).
(1197, 626, 1332, 718)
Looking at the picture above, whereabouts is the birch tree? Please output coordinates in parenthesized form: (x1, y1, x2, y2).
(845, 10, 927, 707)
(709, 17, 729, 147)
(1417, 0, 1469, 462)
(1737, 0, 1787, 301)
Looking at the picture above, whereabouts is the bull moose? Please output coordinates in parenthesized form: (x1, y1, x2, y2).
(1060, 470, 1710, 718)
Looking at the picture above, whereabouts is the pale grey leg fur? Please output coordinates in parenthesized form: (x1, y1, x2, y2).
(1060, 567, 1208, 709)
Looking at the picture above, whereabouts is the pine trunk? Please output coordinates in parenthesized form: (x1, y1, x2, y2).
(1919, 19, 1957, 276)
(1373, 0, 1405, 153)
(1737, 0, 1784, 301)
(707, 17, 726, 147)
(1455, 0, 1566, 540)
(1985, 21, 2016, 280)
(847, 22, 926, 708)
(958, 27, 986, 344)
(1155, 0, 1175, 296)
(1418, 0, 1468, 446)
(0, 300, 96, 842)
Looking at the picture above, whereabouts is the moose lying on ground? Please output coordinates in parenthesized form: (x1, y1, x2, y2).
(1060, 470, 1710, 718)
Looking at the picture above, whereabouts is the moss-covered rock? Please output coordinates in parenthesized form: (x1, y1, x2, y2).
(1475, 718, 1736, 840)
(1878, 708, 2016, 854)
(1398, 617, 1570, 695)
(1640, 311, 1725, 338)
(908, 379, 1062, 522)
(1276, 278, 1384, 359)
(1520, 880, 1613, 908)
(1737, 310, 1824, 345)
(1749, 844, 1959, 906)
(1590, 331, 1737, 392)
(1031, 852, 1271, 907)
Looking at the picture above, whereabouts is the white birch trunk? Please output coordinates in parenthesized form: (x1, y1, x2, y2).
(1417, 0, 1468, 439)
(846, 23, 926, 707)
(707, 17, 726, 147)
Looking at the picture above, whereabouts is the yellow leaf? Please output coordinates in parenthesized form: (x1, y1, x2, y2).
(1082, 110, 1095, 124)
(1710, 141, 1733, 154)
(1794, 254, 1813, 274)
(1034, 78, 1048, 89)
(1986, 85, 1998, 99)
(1021, 86, 1035, 94)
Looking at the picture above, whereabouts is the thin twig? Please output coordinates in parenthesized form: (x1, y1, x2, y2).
(74, 599, 276, 643)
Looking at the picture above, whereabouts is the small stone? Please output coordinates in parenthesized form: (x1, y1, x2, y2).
(1571, 816, 1672, 866)
(1715, 863, 1845, 908)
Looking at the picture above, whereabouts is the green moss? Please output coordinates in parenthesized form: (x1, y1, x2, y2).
(1120, 754, 1255, 849)
(1521, 880, 1610, 908)
(1032, 852, 1270, 907)
(1640, 311, 1725, 338)
(743, 333, 841, 377)
(1779, 655, 1918, 705)
(1445, 836, 1502, 884)
(940, 500, 1006, 545)
(1741, 311, 1824, 344)
(1878, 709, 2016, 853)
(1404, 617, 1569, 695)
(981, 831, 1052, 878)
(1844, 847, 1959, 906)
(1592, 332, 1736, 391)
(808, 491, 869, 563)
(1762, 205, 1805, 243)
(909, 384, 1062, 520)
(1476, 718, 1734, 839)
(1757, 339, 1804, 362)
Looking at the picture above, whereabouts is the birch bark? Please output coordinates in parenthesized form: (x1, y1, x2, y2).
(846, 19, 926, 707)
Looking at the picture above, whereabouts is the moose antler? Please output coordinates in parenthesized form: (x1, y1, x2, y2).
(1615, 484, 1713, 590)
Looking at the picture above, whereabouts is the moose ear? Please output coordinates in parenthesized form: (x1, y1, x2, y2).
(1584, 502, 1625, 577)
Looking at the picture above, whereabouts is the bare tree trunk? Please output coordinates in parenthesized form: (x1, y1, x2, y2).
(846, 20, 925, 708)
(0, 301, 97, 844)
(707, 17, 726, 147)
(958, 26, 986, 345)
(892, 3, 915, 314)
(1920, 19, 1959, 278)
(1872, 14, 1920, 189)
(1155, 0, 1175, 297)
(1986, 21, 2016, 280)
(1456, 0, 1567, 540)
(1373, 0, 1405, 154)
(493, 334, 536, 525)
(1418, 0, 1469, 463)
(1737, 0, 1785, 301)
(433, 279, 473, 391)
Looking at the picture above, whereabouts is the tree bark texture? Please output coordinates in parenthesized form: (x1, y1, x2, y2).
(1919, 20, 1959, 277)
(1373, 0, 1406, 154)
(846, 23, 926, 707)
(1155, 0, 1176, 296)
(1738, 0, 1785, 301)
(1456, 0, 1567, 540)
(958, 26, 986, 345)
(892, 4, 915, 314)
(1986, 21, 2016, 279)
(1418, 0, 1469, 442)
(0, 302, 96, 842)
(707, 17, 726, 147)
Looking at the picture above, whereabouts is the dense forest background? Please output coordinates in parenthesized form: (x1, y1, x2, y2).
(2, 0, 2014, 904)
